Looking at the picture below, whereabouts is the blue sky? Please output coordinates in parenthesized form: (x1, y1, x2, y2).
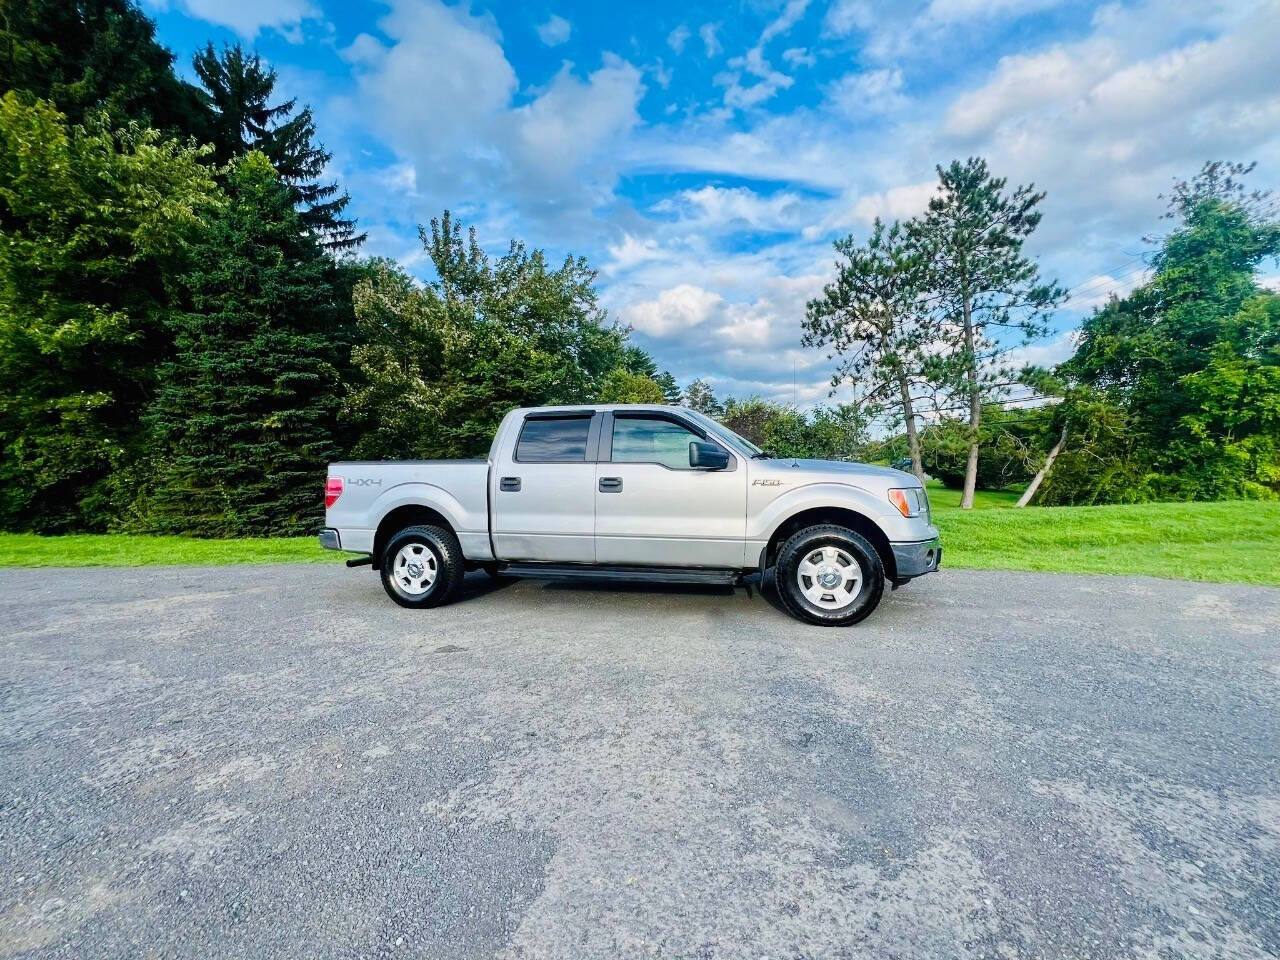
(142, 0, 1280, 405)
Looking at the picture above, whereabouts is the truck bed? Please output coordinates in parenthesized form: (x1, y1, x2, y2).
(324, 459, 492, 558)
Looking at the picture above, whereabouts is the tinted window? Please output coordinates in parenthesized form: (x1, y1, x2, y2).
(516, 416, 591, 462)
(612, 417, 705, 469)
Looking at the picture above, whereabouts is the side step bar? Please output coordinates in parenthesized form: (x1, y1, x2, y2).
(501, 563, 741, 586)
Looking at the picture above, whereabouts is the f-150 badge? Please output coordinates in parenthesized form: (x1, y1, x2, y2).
(752, 479, 784, 486)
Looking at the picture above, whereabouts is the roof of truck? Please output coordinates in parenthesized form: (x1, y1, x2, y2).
(513, 403, 694, 413)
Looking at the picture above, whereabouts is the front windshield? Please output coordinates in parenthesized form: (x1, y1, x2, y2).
(685, 409, 765, 458)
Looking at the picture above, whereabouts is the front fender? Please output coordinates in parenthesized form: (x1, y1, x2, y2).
(748, 481, 935, 571)
(751, 482, 900, 542)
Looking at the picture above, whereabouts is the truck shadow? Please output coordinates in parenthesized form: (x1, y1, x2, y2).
(457, 571, 519, 603)
(530, 571, 791, 616)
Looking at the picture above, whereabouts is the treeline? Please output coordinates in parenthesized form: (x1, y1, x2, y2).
(802, 160, 1280, 507)
(0, 1, 690, 537)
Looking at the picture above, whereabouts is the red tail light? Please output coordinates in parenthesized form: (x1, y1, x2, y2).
(325, 476, 343, 509)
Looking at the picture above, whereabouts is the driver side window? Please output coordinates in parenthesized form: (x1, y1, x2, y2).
(612, 417, 707, 469)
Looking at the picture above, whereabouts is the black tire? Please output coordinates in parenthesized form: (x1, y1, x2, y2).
(774, 524, 885, 626)
(379, 524, 465, 609)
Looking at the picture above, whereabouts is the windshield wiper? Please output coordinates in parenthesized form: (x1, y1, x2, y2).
(751, 450, 774, 459)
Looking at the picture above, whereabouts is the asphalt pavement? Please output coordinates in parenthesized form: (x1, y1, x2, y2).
(2, 564, 1278, 959)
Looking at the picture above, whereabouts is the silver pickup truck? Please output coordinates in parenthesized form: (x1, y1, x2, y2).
(320, 404, 940, 626)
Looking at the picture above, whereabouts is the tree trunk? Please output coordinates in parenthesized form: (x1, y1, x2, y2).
(960, 287, 980, 510)
(898, 373, 925, 484)
(1015, 424, 1067, 508)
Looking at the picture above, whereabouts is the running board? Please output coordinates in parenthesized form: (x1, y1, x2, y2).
(501, 563, 741, 586)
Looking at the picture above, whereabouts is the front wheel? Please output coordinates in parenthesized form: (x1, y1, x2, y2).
(380, 524, 465, 609)
(775, 524, 885, 626)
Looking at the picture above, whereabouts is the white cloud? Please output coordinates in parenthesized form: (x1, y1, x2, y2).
(699, 23, 723, 58)
(536, 13, 571, 46)
(760, 0, 810, 44)
(715, 0, 810, 110)
(149, 0, 320, 40)
(649, 59, 673, 89)
(605, 234, 673, 274)
(826, 68, 907, 116)
(624, 284, 725, 336)
(335, 0, 644, 237)
(822, 0, 873, 36)
(845, 181, 936, 225)
(782, 47, 816, 67)
(1066, 270, 1151, 310)
(922, 0, 1067, 25)
(667, 24, 691, 54)
(656, 185, 810, 234)
(944, 46, 1109, 139)
(511, 55, 645, 191)
(718, 47, 797, 109)
(1004, 330, 1080, 371)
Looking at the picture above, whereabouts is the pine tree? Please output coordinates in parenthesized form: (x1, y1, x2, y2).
(915, 158, 1064, 508)
(0, 0, 205, 131)
(655, 371, 683, 405)
(134, 152, 346, 536)
(804, 218, 939, 483)
(192, 43, 363, 252)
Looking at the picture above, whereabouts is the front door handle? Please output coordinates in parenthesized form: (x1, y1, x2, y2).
(500, 476, 521, 492)
(598, 476, 623, 493)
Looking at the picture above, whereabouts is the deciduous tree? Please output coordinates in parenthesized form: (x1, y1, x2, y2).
(598, 369, 666, 404)
(1063, 161, 1280, 501)
(0, 94, 220, 531)
(682, 378, 723, 416)
(344, 212, 638, 459)
(0, 0, 204, 131)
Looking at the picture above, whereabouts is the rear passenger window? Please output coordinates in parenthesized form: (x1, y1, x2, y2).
(516, 416, 591, 462)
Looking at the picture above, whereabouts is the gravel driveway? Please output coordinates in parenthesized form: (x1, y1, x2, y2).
(2, 565, 1278, 959)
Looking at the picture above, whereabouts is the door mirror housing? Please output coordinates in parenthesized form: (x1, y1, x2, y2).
(689, 440, 730, 471)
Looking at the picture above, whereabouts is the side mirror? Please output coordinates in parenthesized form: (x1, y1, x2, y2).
(689, 440, 730, 470)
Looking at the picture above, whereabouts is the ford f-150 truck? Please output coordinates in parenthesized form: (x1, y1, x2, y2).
(320, 404, 940, 626)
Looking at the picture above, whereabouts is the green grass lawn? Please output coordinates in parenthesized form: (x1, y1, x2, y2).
(924, 479, 1024, 510)
(0, 533, 337, 567)
(929, 483, 1280, 585)
(1, 491, 1277, 585)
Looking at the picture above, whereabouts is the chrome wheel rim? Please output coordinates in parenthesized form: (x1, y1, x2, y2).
(392, 542, 438, 597)
(796, 545, 862, 610)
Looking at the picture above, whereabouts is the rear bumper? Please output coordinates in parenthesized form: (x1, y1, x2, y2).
(891, 536, 942, 579)
(318, 528, 341, 551)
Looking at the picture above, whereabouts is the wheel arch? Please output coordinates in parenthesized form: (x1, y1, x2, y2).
(373, 504, 456, 570)
(758, 506, 897, 581)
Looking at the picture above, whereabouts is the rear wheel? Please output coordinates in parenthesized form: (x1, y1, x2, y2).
(775, 524, 884, 626)
(380, 524, 465, 609)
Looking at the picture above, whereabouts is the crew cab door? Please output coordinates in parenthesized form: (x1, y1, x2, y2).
(594, 411, 747, 568)
(490, 412, 598, 563)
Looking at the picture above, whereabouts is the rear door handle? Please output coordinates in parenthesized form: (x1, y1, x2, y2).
(500, 476, 521, 492)
(599, 476, 623, 492)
